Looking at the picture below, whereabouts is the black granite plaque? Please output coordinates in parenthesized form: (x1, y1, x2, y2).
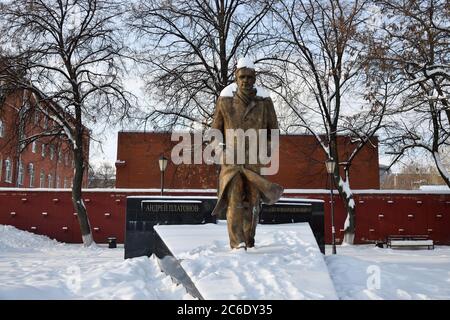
(260, 199, 325, 253)
(124, 196, 217, 259)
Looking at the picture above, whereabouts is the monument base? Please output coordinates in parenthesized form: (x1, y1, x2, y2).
(124, 196, 324, 258)
(154, 222, 338, 300)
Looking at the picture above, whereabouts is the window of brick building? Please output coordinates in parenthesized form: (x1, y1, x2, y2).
(41, 144, 46, 157)
(32, 141, 37, 153)
(49, 145, 54, 160)
(48, 174, 53, 188)
(34, 110, 40, 125)
(0, 119, 4, 138)
(18, 161, 24, 186)
(40, 170, 45, 188)
(28, 163, 35, 187)
(56, 176, 60, 188)
(64, 177, 68, 188)
(5, 158, 13, 183)
(0, 155, 3, 180)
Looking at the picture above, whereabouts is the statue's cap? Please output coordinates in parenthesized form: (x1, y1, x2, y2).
(236, 57, 255, 70)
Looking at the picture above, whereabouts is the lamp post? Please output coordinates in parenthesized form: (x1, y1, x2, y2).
(325, 158, 337, 255)
(159, 155, 168, 196)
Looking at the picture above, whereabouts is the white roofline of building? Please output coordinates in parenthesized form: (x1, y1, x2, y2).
(1, 187, 450, 194)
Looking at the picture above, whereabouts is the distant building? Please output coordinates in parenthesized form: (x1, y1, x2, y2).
(379, 164, 391, 186)
(0, 88, 89, 188)
(88, 177, 116, 188)
(381, 173, 446, 190)
(115, 132, 380, 190)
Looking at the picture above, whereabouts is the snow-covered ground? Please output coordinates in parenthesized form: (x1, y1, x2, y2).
(325, 245, 450, 300)
(0, 225, 192, 300)
(1, 224, 449, 300)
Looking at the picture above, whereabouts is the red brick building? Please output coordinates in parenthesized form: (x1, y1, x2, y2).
(115, 131, 379, 190)
(0, 89, 89, 188)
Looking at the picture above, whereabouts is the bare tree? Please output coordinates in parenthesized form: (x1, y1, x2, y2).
(88, 161, 116, 188)
(0, 0, 133, 246)
(376, 0, 450, 186)
(263, 0, 394, 244)
(128, 0, 274, 130)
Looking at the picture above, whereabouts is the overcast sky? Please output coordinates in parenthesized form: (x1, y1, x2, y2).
(88, 73, 147, 168)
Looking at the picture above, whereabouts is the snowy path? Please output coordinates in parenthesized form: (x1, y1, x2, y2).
(0, 225, 192, 300)
(155, 222, 338, 300)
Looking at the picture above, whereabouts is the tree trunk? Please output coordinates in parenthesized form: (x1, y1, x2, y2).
(334, 173, 356, 245)
(330, 133, 356, 245)
(71, 144, 94, 247)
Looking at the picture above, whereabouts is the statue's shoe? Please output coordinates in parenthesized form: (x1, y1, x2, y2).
(231, 242, 247, 252)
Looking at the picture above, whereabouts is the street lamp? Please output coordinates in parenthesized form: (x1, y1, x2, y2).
(325, 158, 337, 255)
(158, 155, 168, 196)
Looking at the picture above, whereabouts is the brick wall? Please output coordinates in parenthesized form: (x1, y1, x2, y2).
(115, 132, 380, 190)
(1, 189, 449, 245)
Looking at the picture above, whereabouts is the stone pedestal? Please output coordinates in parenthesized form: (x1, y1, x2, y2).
(124, 196, 324, 259)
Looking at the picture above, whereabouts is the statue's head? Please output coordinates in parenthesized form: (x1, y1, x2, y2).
(235, 57, 256, 93)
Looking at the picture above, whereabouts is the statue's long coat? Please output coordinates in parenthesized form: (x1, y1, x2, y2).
(211, 85, 284, 217)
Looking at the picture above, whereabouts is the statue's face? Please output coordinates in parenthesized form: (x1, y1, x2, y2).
(236, 68, 256, 92)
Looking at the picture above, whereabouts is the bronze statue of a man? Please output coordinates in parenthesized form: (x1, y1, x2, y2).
(211, 58, 283, 250)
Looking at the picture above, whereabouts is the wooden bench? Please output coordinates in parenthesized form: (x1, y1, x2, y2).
(386, 235, 434, 250)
